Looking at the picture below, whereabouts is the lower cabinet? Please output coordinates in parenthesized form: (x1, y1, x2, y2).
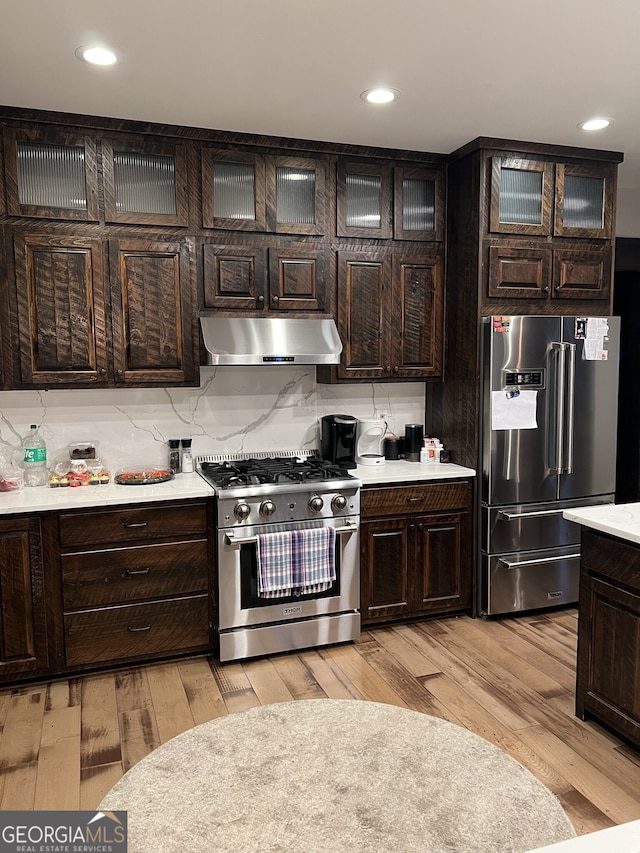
(58, 500, 214, 670)
(360, 480, 472, 625)
(576, 529, 640, 747)
(0, 515, 50, 679)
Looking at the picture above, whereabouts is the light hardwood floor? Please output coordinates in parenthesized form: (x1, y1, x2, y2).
(1, 608, 639, 836)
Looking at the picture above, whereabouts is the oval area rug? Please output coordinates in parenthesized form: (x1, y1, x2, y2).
(99, 699, 576, 853)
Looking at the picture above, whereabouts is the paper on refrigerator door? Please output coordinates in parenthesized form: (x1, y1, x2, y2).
(575, 317, 610, 361)
(491, 390, 538, 430)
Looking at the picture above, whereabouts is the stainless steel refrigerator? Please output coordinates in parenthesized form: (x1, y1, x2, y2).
(479, 315, 620, 616)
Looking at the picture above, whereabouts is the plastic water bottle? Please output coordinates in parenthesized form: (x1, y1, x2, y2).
(22, 424, 48, 486)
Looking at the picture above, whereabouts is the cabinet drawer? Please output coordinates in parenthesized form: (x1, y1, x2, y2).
(582, 529, 640, 589)
(64, 595, 210, 666)
(62, 540, 208, 609)
(361, 481, 472, 518)
(59, 503, 207, 547)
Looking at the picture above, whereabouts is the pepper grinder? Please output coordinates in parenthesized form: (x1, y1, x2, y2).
(168, 439, 181, 474)
(181, 438, 194, 473)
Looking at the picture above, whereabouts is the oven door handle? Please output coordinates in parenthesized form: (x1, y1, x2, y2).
(224, 520, 358, 546)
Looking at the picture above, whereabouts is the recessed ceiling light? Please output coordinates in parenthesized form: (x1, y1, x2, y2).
(360, 87, 400, 105)
(75, 45, 118, 66)
(578, 117, 614, 131)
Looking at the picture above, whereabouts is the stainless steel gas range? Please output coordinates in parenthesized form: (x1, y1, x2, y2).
(197, 452, 361, 663)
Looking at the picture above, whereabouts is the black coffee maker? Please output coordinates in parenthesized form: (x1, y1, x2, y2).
(320, 414, 358, 469)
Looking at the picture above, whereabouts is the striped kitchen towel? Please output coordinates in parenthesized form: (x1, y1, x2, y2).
(257, 527, 336, 599)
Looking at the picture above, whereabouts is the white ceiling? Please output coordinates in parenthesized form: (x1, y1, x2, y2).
(2, 0, 640, 231)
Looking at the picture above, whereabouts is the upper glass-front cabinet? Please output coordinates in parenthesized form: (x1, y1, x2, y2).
(554, 162, 614, 239)
(489, 155, 614, 240)
(4, 128, 100, 221)
(102, 137, 188, 226)
(201, 149, 325, 235)
(337, 161, 444, 241)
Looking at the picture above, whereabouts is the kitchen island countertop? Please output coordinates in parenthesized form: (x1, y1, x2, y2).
(563, 502, 640, 545)
(0, 472, 215, 515)
(354, 460, 476, 486)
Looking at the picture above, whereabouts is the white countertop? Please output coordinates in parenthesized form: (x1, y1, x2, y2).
(0, 472, 214, 515)
(354, 460, 476, 486)
(563, 502, 640, 545)
(527, 819, 640, 852)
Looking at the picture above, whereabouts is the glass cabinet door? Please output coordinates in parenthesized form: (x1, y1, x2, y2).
(554, 163, 614, 239)
(102, 138, 188, 226)
(337, 161, 392, 239)
(201, 149, 266, 231)
(4, 128, 99, 221)
(489, 157, 554, 235)
(266, 155, 325, 235)
(393, 166, 445, 241)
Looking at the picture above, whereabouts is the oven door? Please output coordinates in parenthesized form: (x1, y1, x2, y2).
(218, 517, 360, 631)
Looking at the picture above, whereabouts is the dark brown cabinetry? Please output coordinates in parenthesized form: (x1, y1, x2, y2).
(9, 231, 198, 388)
(335, 249, 443, 380)
(0, 515, 50, 680)
(202, 148, 326, 236)
(337, 161, 445, 242)
(360, 480, 472, 625)
(57, 501, 213, 669)
(576, 529, 640, 748)
(102, 135, 189, 227)
(202, 240, 327, 313)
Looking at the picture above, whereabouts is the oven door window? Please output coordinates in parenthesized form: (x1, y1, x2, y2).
(240, 539, 342, 609)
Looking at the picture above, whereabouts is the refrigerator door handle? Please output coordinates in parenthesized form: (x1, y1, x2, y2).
(497, 508, 566, 520)
(497, 553, 580, 569)
(564, 342, 576, 474)
(549, 342, 565, 474)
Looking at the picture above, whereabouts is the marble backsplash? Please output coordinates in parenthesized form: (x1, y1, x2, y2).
(0, 367, 426, 472)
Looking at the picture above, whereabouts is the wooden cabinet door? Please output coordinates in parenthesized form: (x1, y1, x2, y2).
(266, 155, 326, 236)
(554, 162, 615, 239)
(488, 244, 552, 300)
(489, 156, 554, 236)
(203, 243, 267, 310)
(268, 243, 326, 311)
(393, 166, 445, 241)
(413, 511, 470, 614)
(110, 238, 197, 386)
(0, 516, 50, 679)
(552, 246, 612, 301)
(337, 250, 391, 379)
(337, 161, 392, 239)
(102, 136, 189, 226)
(13, 233, 110, 386)
(392, 253, 443, 378)
(201, 149, 266, 232)
(3, 127, 99, 222)
(360, 518, 411, 624)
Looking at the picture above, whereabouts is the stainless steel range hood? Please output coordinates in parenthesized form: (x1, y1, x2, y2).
(200, 316, 343, 366)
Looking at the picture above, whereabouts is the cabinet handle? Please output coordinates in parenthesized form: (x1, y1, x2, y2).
(122, 521, 149, 528)
(406, 497, 423, 502)
(127, 624, 152, 632)
(385, 365, 391, 372)
(257, 295, 265, 304)
(125, 567, 151, 576)
(116, 369, 124, 378)
(542, 286, 549, 293)
(99, 368, 106, 375)
(393, 366, 399, 373)
(272, 295, 279, 303)
(426, 526, 456, 533)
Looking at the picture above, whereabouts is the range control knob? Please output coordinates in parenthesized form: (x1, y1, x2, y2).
(234, 502, 251, 521)
(260, 499, 276, 517)
(308, 496, 324, 512)
(331, 494, 348, 512)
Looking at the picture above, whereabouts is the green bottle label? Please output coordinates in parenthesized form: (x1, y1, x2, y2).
(24, 447, 46, 464)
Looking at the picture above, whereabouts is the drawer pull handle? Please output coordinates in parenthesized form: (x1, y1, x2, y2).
(123, 521, 149, 528)
(127, 624, 152, 632)
(125, 567, 151, 576)
(406, 497, 423, 503)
